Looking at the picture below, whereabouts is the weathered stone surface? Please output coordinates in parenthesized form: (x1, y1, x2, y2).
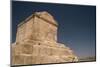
(12, 11, 78, 65)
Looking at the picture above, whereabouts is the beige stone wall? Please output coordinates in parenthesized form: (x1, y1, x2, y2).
(16, 22, 26, 42)
(33, 16, 57, 42)
(16, 18, 34, 42)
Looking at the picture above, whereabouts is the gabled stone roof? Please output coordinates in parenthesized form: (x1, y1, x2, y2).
(34, 11, 58, 26)
(18, 11, 58, 27)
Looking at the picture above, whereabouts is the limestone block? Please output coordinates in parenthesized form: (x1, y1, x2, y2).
(12, 44, 21, 55)
(12, 54, 33, 65)
(21, 44, 33, 54)
(23, 54, 33, 64)
(39, 46, 47, 56)
(32, 55, 37, 64)
(12, 55, 24, 65)
(32, 45, 39, 55)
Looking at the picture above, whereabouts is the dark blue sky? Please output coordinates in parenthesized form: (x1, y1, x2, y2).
(12, 1, 96, 58)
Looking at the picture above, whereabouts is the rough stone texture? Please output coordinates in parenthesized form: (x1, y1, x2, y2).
(12, 11, 78, 65)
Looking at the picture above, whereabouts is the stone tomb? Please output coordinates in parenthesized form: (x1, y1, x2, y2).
(12, 11, 78, 65)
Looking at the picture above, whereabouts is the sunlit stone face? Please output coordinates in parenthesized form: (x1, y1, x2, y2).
(16, 11, 58, 43)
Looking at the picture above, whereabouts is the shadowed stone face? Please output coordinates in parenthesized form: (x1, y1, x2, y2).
(12, 11, 78, 66)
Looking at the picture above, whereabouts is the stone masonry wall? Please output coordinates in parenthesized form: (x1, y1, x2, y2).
(12, 11, 78, 66)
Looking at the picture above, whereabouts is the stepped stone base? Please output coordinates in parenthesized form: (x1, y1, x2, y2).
(12, 41, 78, 65)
